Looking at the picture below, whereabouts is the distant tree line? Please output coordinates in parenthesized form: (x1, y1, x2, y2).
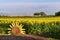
(34, 12, 47, 16)
(34, 11, 60, 16)
(0, 11, 60, 17)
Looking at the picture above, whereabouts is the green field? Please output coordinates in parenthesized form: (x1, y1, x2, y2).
(0, 16, 60, 40)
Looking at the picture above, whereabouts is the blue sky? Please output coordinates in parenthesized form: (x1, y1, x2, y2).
(0, 0, 60, 2)
(0, 0, 60, 16)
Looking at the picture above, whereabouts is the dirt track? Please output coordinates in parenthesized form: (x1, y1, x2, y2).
(0, 35, 47, 40)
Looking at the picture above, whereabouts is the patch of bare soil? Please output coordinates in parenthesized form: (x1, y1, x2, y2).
(0, 34, 48, 40)
(23, 34, 48, 40)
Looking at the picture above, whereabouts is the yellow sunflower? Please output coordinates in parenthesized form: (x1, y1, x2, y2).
(8, 22, 25, 35)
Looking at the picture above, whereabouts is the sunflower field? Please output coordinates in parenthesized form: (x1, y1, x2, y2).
(0, 16, 60, 39)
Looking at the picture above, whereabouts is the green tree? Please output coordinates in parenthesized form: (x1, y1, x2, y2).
(55, 11, 60, 16)
(34, 12, 46, 16)
(34, 12, 40, 16)
(39, 12, 46, 16)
